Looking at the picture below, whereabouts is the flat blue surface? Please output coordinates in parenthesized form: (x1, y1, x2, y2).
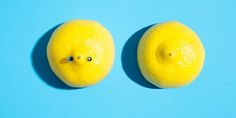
(1, 0, 236, 118)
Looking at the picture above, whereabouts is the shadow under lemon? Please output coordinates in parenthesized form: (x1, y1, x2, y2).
(121, 24, 160, 89)
(31, 24, 78, 90)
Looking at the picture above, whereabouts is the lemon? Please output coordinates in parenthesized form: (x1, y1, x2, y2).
(137, 21, 205, 88)
(47, 20, 115, 88)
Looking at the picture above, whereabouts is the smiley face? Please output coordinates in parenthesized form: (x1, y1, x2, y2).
(47, 20, 115, 87)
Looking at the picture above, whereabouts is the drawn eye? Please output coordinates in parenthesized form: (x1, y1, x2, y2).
(67, 56, 74, 62)
(87, 56, 92, 62)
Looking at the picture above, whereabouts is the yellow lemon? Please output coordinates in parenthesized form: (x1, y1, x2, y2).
(137, 21, 205, 88)
(47, 20, 115, 88)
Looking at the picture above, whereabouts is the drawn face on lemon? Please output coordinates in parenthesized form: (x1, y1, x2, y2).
(47, 20, 114, 87)
(137, 21, 205, 88)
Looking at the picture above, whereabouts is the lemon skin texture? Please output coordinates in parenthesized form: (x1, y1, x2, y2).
(47, 20, 115, 88)
(137, 21, 205, 88)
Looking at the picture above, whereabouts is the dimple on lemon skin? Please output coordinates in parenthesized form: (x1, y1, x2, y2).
(137, 21, 205, 88)
(47, 20, 115, 88)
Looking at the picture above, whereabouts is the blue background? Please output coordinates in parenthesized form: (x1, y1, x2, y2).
(1, 0, 235, 118)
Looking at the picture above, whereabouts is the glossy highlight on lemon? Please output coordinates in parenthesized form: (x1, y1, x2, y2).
(137, 21, 205, 88)
(47, 20, 115, 88)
